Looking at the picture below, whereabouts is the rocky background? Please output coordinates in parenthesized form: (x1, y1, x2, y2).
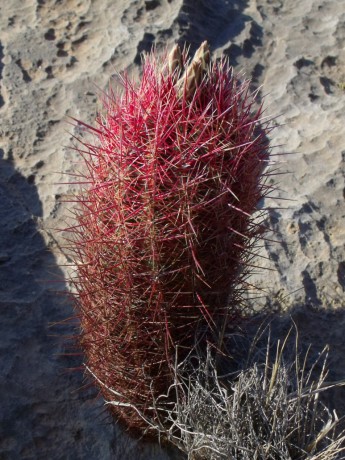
(1, 0, 345, 458)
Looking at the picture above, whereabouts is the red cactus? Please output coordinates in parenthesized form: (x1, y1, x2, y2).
(66, 42, 273, 436)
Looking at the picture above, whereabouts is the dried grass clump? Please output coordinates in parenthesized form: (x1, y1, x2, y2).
(94, 328, 345, 459)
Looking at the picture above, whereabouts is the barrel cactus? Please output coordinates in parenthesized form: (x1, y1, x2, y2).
(67, 41, 272, 436)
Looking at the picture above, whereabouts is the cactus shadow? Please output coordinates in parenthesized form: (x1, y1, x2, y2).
(227, 303, 345, 418)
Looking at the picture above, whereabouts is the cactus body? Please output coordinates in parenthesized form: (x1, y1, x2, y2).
(68, 42, 271, 435)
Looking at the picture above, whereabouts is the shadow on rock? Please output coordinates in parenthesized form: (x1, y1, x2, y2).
(0, 150, 179, 460)
(175, 0, 263, 67)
